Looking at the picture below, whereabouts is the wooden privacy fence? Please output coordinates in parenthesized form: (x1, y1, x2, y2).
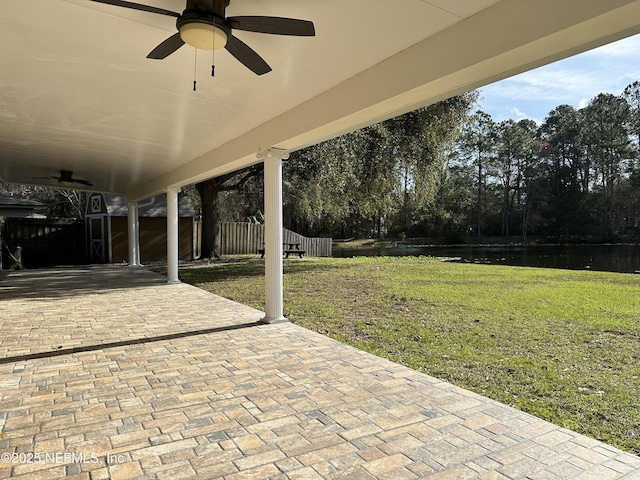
(218, 222, 332, 257)
(2, 219, 86, 268)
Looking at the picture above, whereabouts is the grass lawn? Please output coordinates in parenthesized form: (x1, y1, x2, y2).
(178, 255, 640, 454)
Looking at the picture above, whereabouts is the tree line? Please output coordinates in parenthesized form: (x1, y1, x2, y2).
(279, 82, 640, 243)
(453, 83, 640, 242)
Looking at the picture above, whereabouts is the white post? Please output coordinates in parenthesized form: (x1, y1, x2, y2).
(259, 148, 289, 323)
(134, 213, 141, 266)
(166, 187, 181, 284)
(127, 200, 140, 266)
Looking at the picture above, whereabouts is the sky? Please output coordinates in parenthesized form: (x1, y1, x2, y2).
(478, 32, 640, 124)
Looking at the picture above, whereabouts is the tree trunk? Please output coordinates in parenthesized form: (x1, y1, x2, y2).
(196, 178, 225, 259)
(503, 184, 510, 237)
(522, 186, 534, 242)
(476, 153, 482, 240)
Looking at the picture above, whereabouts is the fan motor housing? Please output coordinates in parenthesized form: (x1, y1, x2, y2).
(187, 0, 229, 16)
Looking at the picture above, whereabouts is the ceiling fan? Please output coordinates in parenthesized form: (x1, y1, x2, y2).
(89, 0, 316, 75)
(34, 170, 94, 187)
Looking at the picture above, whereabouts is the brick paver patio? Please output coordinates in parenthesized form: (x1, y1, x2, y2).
(0, 265, 639, 479)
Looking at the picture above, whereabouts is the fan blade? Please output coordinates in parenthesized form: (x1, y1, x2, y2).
(147, 33, 185, 59)
(72, 179, 94, 186)
(89, 0, 180, 17)
(32, 176, 59, 180)
(228, 16, 315, 36)
(225, 35, 272, 75)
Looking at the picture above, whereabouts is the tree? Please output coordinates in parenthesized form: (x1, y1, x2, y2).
(430, 160, 476, 241)
(493, 119, 540, 238)
(513, 119, 542, 240)
(495, 120, 520, 236)
(582, 93, 632, 239)
(284, 131, 369, 237)
(620, 82, 640, 235)
(622, 81, 640, 155)
(456, 110, 497, 239)
(381, 93, 478, 235)
(284, 93, 478, 238)
(538, 105, 590, 237)
(540, 105, 586, 192)
(195, 164, 263, 258)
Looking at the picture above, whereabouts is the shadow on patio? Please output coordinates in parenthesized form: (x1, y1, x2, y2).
(0, 266, 167, 301)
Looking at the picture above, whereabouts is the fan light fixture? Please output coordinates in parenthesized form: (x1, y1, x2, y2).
(180, 22, 228, 50)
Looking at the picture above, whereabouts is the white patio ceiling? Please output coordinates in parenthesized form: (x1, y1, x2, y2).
(2, 0, 640, 201)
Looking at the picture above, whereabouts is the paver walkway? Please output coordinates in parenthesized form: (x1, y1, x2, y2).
(0, 265, 639, 479)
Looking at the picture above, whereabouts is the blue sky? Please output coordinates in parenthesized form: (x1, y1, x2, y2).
(478, 33, 640, 124)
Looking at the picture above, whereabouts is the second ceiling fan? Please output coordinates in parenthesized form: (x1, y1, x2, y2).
(90, 0, 315, 75)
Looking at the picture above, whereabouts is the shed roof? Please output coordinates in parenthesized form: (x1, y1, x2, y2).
(0, 193, 45, 218)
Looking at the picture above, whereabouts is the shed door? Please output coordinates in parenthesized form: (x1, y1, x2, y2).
(89, 217, 106, 263)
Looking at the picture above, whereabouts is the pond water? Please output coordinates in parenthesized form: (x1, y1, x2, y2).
(333, 244, 640, 274)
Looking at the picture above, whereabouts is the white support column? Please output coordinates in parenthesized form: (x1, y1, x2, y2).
(259, 147, 289, 324)
(134, 215, 140, 266)
(166, 186, 181, 284)
(127, 200, 141, 267)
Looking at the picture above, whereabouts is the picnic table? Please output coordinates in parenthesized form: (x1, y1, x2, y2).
(258, 243, 306, 258)
(284, 243, 305, 258)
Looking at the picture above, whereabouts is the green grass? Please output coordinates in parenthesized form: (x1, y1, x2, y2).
(178, 256, 640, 454)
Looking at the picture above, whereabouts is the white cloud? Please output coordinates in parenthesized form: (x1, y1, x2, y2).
(583, 34, 640, 59)
(482, 67, 603, 109)
(616, 72, 640, 89)
(479, 32, 640, 122)
(510, 107, 527, 119)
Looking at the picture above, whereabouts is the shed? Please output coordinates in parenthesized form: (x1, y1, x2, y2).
(85, 193, 199, 264)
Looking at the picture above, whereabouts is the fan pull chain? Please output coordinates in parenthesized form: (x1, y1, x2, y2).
(193, 48, 198, 91)
(211, 17, 216, 77)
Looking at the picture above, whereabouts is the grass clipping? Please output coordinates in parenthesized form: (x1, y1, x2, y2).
(180, 256, 640, 455)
